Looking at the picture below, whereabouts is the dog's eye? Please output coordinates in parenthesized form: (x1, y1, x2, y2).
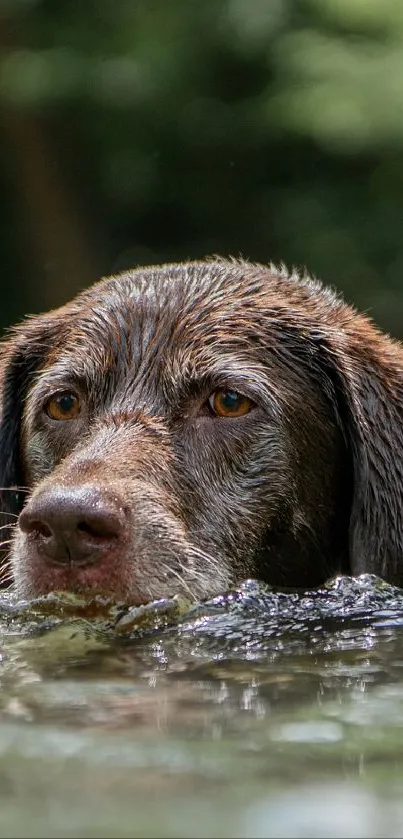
(208, 390, 254, 418)
(44, 392, 81, 421)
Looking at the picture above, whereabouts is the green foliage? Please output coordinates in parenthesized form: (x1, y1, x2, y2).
(2, 0, 403, 334)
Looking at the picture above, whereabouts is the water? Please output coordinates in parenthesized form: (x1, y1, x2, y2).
(1, 575, 403, 837)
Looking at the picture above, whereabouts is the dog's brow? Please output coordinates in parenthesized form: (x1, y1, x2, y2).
(163, 351, 284, 414)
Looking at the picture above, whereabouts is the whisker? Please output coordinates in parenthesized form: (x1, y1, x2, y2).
(0, 569, 13, 587)
(0, 545, 13, 587)
(159, 562, 197, 601)
(0, 487, 30, 494)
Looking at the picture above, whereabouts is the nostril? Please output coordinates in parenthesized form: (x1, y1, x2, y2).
(21, 518, 52, 539)
(77, 520, 98, 538)
(76, 517, 120, 541)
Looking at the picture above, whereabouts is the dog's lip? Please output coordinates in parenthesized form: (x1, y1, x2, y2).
(25, 553, 147, 605)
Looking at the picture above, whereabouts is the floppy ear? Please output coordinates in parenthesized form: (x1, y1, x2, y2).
(0, 316, 62, 518)
(312, 322, 403, 585)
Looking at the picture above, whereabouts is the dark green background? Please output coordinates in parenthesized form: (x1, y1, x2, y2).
(2, 0, 403, 335)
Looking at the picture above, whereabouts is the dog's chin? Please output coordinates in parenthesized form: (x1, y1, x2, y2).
(11, 544, 178, 606)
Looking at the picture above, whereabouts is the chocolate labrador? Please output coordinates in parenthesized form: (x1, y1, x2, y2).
(1, 259, 403, 604)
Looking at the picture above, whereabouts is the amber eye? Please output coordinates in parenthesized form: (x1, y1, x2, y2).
(208, 390, 254, 418)
(44, 391, 81, 421)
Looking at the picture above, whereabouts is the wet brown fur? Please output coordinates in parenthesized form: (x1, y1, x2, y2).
(1, 258, 403, 603)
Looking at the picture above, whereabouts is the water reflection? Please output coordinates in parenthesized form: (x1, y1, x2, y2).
(0, 575, 403, 837)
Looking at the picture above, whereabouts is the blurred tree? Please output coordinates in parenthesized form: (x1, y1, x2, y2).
(1, 0, 403, 334)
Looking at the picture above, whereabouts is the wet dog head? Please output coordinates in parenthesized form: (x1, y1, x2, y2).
(1, 259, 403, 602)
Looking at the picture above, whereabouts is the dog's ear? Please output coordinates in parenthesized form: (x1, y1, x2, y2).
(0, 315, 61, 518)
(311, 322, 403, 584)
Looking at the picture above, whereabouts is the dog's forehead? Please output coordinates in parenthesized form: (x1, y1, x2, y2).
(62, 261, 271, 350)
(89, 261, 267, 320)
(35, 260, 341, 395)
(32, 262, 285, 397)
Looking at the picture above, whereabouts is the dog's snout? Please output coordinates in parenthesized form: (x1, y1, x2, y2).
(18, 485, 127, 567)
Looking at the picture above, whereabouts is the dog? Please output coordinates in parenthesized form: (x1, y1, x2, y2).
(1, 258, 403, 605)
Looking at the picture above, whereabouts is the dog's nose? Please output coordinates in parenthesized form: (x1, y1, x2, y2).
(18, 485, 126, 567)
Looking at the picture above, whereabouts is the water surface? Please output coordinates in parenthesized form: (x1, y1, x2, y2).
(1, 575, 403, 838)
